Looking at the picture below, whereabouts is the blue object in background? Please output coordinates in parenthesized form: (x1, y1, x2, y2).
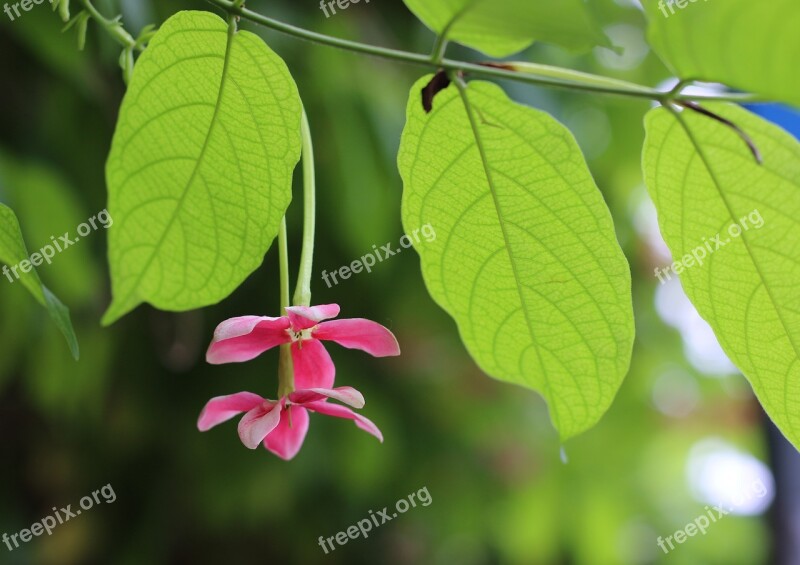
(745, 103, 800, 140)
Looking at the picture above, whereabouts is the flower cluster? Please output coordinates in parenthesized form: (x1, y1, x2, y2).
(197, 304, 400, 459)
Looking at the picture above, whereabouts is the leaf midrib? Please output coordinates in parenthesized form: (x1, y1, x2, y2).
(114, 23, 239, 314)
(669, 107, 800, 433)
(453, 79, 558, 428)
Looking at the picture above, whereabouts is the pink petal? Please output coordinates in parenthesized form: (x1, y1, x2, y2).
(197, 392, 265, 431)
(292, 340, 335, 389)
(237, 402, 282, 449)
(288, 386, 365, 409)
(206, 316, 291, 365)
(264, 405, 310, 460)
(285, 304, 340, 331)
(305, 401, 383, 442)
(314, 319, 400, 357)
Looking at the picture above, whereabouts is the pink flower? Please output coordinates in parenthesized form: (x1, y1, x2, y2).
(205, 304, 400, 389)
(197, 386, 382, 460)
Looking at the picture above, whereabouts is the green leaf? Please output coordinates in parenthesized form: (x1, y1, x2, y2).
(644, 0, 800, 107)
(402, 0, 609, 58)
(643, 103, 800, 449)
(399, 77, 634, 440)
(0, 154, 102, 306)
(0, 203, 79, 359)
(103, 11, 302, 325)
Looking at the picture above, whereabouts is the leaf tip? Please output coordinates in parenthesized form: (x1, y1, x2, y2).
(41, 286, 80, 360)
(101, 297, 136, 327)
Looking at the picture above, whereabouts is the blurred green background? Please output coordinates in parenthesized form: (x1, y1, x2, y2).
(0, 0, 795, 563)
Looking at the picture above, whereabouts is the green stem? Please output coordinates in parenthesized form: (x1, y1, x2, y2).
(203, 0, 761, 103)
(277, 217, 294, 397)
(430, 35, 449, 65)
(78, 0, 138, 50)
(502, 61, 655, 94)
(278, 218, 291, 311)
(293, 108, 316, 308)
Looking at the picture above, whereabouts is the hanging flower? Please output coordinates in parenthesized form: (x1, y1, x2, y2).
(205, 303, 400, 388)
(197, 386, 382, 460)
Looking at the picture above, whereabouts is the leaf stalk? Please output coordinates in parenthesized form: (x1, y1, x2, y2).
(293, 108, 316, 308)
(203, 0, 762, 104)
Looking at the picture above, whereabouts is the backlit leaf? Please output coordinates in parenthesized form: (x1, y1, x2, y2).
(644, 0, 800, 107)
(402, 0, 609, 58)
(643, 103, 800, 448)
(103, 11, 302, 324)
(399, 77, 634, 440)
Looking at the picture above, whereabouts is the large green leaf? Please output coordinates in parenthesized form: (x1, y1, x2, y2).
(399, 77, 634, 440)
(643, 103, 800, 449)
(402, 0, 609, 58)
(644, 0, 800, 107)
(0, 203, 79, 359)
(103, 11, 302, 325)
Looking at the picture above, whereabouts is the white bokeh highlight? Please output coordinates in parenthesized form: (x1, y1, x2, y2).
(686, 438, 775, 516)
